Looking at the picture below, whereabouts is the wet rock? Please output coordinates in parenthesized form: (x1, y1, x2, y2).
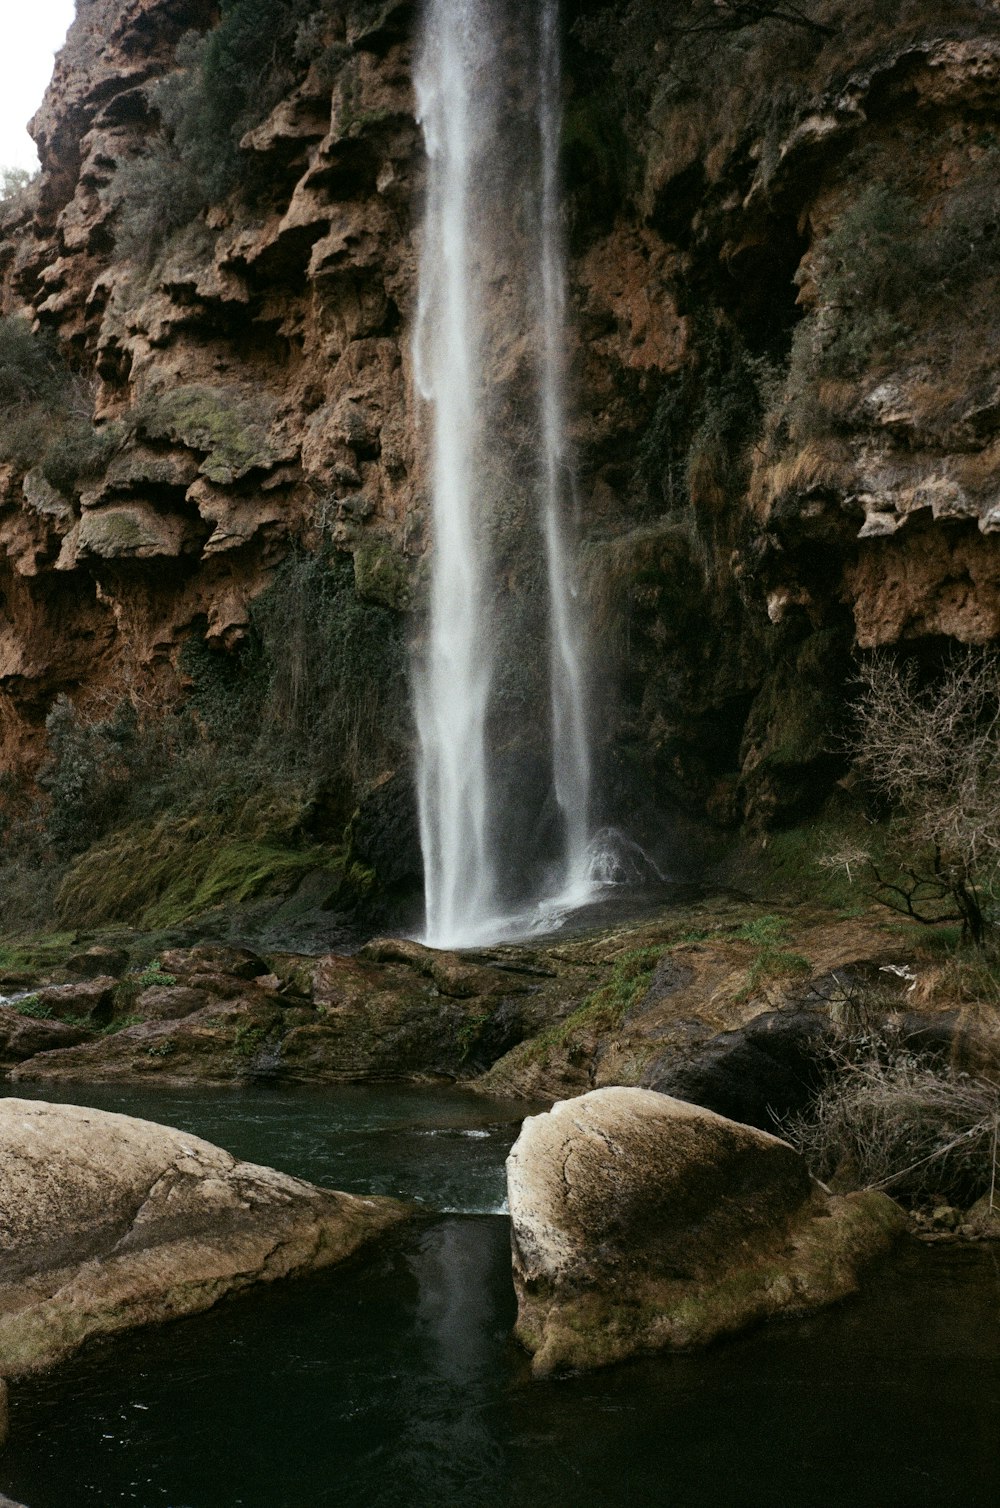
(8, 999, 288, 1086)
(962, 1194, 1000, 1239)
(158, 945, 269, 982)
(0, 1007, 93, 1068)
(31, 976, 118, 1024)
(507, 1087, 905, 1376)
(0, 1099, 411, 1380)
(644, 1009, 836, 1130)
(65, 944, 130, 978)
(133, 984, 210, 1020)
(346, 773, 423, 925)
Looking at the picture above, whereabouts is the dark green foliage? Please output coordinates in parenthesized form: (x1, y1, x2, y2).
(573, 1, 834, 121)
(0, 315, 118, 493)
(40, 549, 405, 863)
(36, 696, 180, 862)
(40, 419, 121, 493)
(561, 91, 630, 229)
(790, 153, 1000, 397)
(113, 1, 344, 260)
(635, 372, 698, 512)
(0, 316, 64, 407)
(23, 548, 407, 929)
(188, 548, 408, 788)
(636, 326, 780, 514)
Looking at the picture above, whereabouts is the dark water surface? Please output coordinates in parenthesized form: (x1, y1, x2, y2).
(1, 1082, 999, 1508)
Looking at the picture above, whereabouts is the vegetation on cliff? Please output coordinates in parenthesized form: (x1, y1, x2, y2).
(112, 0, 345, 258)
(0, 550, 406, 934)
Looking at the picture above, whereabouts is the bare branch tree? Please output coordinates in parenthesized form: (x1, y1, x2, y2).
(828, 650, 1000, 944)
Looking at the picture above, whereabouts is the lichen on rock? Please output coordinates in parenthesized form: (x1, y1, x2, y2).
(507, 1086, 905, 1376)
(0, 1098, 411, 1382)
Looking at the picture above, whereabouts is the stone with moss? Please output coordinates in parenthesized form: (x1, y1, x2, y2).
(76, 504, 191, 561)
(136, 384, 289, 485)
(352, 538, 412, 610)
(507, 1086, 906, 1376)
(0, 1099, 411, 1384)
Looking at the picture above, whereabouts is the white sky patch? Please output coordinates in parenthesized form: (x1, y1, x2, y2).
(0, 2, 78, 172)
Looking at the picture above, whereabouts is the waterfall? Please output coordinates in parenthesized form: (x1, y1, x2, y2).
(413, 0, 593, 948)
(537, 0, 592, 903)
(412, 0, 496, 946)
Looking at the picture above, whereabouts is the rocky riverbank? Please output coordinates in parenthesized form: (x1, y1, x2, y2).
(2, 894, 995, 1099)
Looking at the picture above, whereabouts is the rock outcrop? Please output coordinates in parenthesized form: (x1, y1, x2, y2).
(507, 1086, 905, 1375)
(0, 1098, 410, 1379)
(4, 935, 577, 1085)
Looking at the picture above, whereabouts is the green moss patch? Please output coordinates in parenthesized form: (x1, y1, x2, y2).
(136, 384, 279, 483)
(57, 796, 343, 931)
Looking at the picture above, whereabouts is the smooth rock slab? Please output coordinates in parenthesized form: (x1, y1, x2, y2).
(507, 1087, 905, 1376)
(0, 1099, 411, 1380)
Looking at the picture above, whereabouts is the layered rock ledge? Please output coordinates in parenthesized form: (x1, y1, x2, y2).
(0, 1099, 411, 1381)
(507, 1087, 905, 1376)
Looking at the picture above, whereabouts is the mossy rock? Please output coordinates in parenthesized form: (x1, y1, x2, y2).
(77, 505, 189, 560)
(136, 384, 282, 484)
(352, 538, 412, 610)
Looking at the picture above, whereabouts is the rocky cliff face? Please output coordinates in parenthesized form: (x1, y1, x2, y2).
(1, 0, 421, 780)
(2, 0, 999, 901)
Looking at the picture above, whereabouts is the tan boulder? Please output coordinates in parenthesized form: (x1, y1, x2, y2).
(0, 1099, 410, 1381)
(507, 1087, 905, 1376)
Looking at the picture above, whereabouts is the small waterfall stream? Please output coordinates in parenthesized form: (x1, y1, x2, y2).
(537, 0, 592, 905)
(413, 0, 594, 948)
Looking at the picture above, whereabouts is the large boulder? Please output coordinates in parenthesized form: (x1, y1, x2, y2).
(0, 1099, 411, 1381)
(507, 1087, 905, 1376)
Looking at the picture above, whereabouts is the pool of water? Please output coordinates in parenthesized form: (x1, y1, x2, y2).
(1, 1082, 998, 1508)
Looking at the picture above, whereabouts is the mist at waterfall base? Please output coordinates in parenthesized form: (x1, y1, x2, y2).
(411, 0, 610, 950)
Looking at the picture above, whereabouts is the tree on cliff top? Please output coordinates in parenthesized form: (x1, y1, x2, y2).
(0, 166, 32, 201)
(827, 650, 1000, 945)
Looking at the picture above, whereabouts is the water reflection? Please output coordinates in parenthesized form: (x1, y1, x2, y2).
(0, 1087, 998, 1507)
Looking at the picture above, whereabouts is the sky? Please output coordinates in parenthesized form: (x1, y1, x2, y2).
(0, 1, 77, 172)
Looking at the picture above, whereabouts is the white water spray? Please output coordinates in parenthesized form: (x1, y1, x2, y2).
(413, 0, 595, 948)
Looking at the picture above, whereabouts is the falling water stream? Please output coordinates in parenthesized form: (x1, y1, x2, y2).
(536, 0, 592, 906)
(413, 0, 596, 948)
(412, 0, 495, 945)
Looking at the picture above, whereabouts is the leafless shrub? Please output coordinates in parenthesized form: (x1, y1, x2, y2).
(824, 649, 1000, 943)
(782, 1040, 1000, 1206)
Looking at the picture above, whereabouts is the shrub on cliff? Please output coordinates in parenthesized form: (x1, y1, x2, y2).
(0, 315, 64, 409)
(788, 148, 1000, 420)
(113, 0, 341, 259)
(0, 315, 113, 491)
(189, 548, 408, 792)
(825, 649, 1000, 944)
(0, 166, 32, 201)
